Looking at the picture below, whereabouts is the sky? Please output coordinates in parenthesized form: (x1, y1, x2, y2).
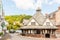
(2, 0, 60, 16)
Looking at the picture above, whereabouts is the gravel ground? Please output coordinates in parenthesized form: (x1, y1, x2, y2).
(0, 33, 60, 40)
(10, 33, 60, 40)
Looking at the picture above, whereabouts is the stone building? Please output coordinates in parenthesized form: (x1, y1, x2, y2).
(49, 7, 60, 37)
(0, 0, 3, 32)
(20, 7, 57, 38)
(0, 0, 7, 32)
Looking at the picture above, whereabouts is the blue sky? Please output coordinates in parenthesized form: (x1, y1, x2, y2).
(2, 0, 60, 16)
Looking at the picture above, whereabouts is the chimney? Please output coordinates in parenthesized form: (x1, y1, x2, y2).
(45, 13, 49, 18)
(58, 6, 60, 10)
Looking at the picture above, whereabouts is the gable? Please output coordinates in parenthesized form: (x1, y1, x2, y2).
(27, 18, 39, 26)
(43, 18, 53, 26)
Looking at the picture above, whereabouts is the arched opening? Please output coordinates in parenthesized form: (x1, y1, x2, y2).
(45, 34, 50, 38)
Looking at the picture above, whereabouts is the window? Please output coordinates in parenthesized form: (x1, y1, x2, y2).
(46, 22, 50, 26)
(31, 22, 35, 25)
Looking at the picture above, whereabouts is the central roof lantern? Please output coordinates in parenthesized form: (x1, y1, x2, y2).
(36, 7, 41, 11)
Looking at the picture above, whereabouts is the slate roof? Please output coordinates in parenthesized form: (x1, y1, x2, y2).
(49, 10, 59, 25)
(33, 12, 45, 25)
(21, 7, 57, 29)
(49, 6, 60, 17)
(23, 19, 29, 25)
(26, 7, 45, 25)
(49, 10, 58, 18)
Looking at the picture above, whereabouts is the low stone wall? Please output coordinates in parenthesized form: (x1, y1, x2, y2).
(21, 34, 56, 38)
(22, 34, 42, 37)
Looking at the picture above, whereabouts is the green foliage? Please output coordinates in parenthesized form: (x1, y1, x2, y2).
(5, 14, 32, 30)
(0, 32, 3, 36)
(7, 25, 12, 30)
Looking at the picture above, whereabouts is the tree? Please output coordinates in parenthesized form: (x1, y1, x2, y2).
(5, 14, 32, 30)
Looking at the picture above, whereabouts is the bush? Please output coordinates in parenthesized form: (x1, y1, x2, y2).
(0, 32, 3, 36)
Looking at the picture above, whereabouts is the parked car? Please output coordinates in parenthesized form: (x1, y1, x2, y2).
(9, 29, 15, 33)
(16, 30, 21, 33)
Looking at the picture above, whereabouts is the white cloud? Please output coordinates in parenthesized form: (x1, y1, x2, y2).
(54, 0, 60, 4)
(12, 0, 32, 9)
(45, 0, 60, 5)
(12, 0, 43, 10)
(12, 0, 60, 10)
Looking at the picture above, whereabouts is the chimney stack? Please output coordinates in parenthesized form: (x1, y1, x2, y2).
(58, 6, 60, 10)
(45, 13, 49, 18)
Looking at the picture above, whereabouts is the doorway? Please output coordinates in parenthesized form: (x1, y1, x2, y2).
(45, 34, 50, 38)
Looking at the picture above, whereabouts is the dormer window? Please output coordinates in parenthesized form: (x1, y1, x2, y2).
(31, 22, 35, 25)
(46, 22, 50, 26)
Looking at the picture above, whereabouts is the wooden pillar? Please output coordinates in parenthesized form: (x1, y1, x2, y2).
(22, 30, 23, 34)
(27, 30, 28, 34)
(45, 30, 47, 33)
(53, 30, 55, 35)
(23, 30, 25, 34)
(41, 30, 42, 34)
(28, 30, 31, 34)
(30, 29, 31, 34)
(31, 30, 32, 34)
(25, 30, 27, 34)
(43, 30, 44, 34)
(51, 29, 52, 34)
(31, 30, 34, 34)
(34, 29, 36, 34)
(24, 30, 26, 34)
(43, 30, 44, 33)
(47, 30, 48, 33)
(41, 30, 43, 34)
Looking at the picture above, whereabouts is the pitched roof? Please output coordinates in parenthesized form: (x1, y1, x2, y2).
(26, 7, 45, 25)
(33, 12, 45, 25)
(23, 19, 29, 25)
(27, 17, 40, 25)
(21, 17, 57, 29)
(49, 6, 60, 16)
(43, 17, 55, 26)
(21, 7, 58, 29)
(49, 10, 59, 25)
(49, 10, 58, 18)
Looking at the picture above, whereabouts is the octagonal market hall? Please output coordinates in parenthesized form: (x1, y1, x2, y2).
(20, 7, 57, 38)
